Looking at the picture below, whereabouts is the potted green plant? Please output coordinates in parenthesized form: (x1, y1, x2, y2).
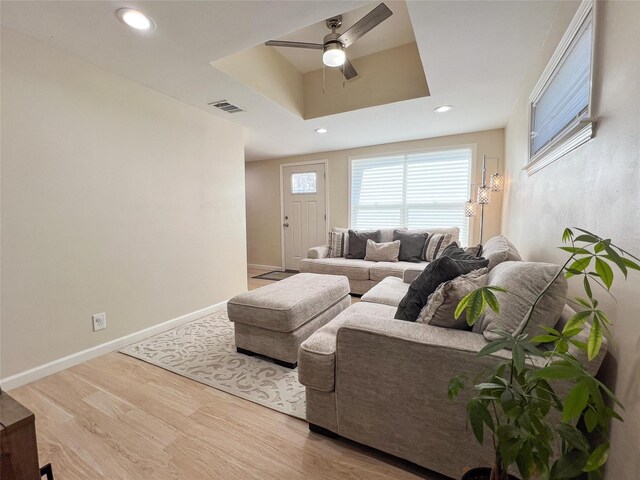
(449, 228, 640, 480)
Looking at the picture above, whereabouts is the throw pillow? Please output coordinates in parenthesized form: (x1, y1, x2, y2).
(464, 244, 483, 257)
(364, 240, 401, 262)
(327, 230, 346, 258)
(346, 230, 381, 259)
(393, 230, 428, 263)
(439, 243, 483, 262)
(417, 268, 488, 329)
(472, 261, 568, 341)
(482, 235, 522, 270)
(394, 255, 489, 322)
(423, 233, 455, 261)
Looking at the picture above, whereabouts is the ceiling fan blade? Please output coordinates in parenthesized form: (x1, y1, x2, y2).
(338, 3, 393, 48)
(265, 40, 324, 50)
(340, 58, 358, 80)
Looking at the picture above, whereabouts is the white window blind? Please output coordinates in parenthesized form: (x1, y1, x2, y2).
(350, 148, 472, 245)
(529, 3, 593, 163)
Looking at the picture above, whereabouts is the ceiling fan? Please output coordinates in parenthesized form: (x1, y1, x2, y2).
(265, 3, 393, 80)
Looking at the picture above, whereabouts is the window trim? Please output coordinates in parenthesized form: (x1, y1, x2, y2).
(348, 143, 477, 245)
(526, 0, 596, 175)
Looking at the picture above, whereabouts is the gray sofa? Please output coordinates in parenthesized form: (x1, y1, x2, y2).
(298, 239, 607, 478)
(300, 226, 460, 295)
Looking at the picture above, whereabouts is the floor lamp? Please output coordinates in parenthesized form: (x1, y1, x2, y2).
(465, 155, 503, 244)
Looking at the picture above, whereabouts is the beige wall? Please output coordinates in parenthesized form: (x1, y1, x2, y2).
(501, 1, 640, 478)
(0, 29, 248, 379)
(303, 42, 429, 119)
(246, 129, 504, 267)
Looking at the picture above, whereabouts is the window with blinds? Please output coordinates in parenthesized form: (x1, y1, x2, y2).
(527, 0, 595, 173)
(350, 148, 472, 245)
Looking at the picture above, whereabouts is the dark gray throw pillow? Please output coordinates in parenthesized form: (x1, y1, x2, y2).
(393, 230, 428, 263)
(346, 230, 381, 259)
(394, 249, 489, 322)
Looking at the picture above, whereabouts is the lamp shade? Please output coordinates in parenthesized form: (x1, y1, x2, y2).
(477, 185, 491, 204)
(490, 173, 504, 192)
(323, 43, 346, 67)
(464, 199, 477, 217)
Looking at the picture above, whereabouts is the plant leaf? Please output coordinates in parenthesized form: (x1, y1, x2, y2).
(448, 375, 466, 400)
(477, 339, 511, 357)
(587, 319, 603, 361)
(454, 291, 473, 319)
(595, 258, 614, 289)
(568, 257, 592, 274)
(584, 443, 609, 472)
(574, 233, 599, 243)
(556, 423, 590, 452)
(564, 310, 592, 331)
(562, 228, 573, 243)
(584, 408, 598, 432)
(483, 289, 500, 314)
(533, 363, 582, 380)
(563, 381, 590, 421)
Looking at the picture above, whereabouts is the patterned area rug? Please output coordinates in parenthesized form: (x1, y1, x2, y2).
(120, 309, 306, 419)
(252, 270, 299, 281)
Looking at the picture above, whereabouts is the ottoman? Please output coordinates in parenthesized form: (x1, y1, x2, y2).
(227, 273, 350, 368)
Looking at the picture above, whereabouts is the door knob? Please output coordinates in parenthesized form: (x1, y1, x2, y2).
(283, 223, 290, 227)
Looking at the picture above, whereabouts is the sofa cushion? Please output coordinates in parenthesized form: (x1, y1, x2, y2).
(361, 277, 409, 307)
(365, 240, 401, 262)
(328, 230, 346, 258)
(423, 233, 456, 261)
(417, 268, 488, 329)
(346, 230, 381, 259)
(300, 258, 372, 281)
(227, 273, 350, 332)
(299, 302, 397, 392)
(483, 235, 522, 270)
(369, 261, 426, 282)
(473, 261, 568, 342)
(394, 254, 489, 322)
(393, 230, 428, 263)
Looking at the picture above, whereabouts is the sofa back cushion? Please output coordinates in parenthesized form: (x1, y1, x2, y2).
(393, 230, 428, 263)
(394, 251, 489, 322)
(483, 235, 522, 270)
(346, 230, 381, 259)
(422, 233, 456, 261)
(472, 261, 568, 341)
(328, 230, 346, 258)
(364, 240, 401, 262)
(417, 268, 488, 329)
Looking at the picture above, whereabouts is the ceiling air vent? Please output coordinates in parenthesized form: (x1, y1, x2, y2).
(208, 100, 245, 113)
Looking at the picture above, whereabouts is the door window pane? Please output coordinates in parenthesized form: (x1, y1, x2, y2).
(291, 172, 317, 194)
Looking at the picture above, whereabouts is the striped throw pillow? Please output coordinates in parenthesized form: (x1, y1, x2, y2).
(423, 233, 454, 261)
(328, 231, 346, 258)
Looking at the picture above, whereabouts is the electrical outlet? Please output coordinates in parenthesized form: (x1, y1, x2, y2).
(92, 313, 107, 331)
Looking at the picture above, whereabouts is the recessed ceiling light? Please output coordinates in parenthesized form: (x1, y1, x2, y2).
(434, 105, 454, 113)
(315, 128, 328, 134)
(116, 8, 155, 31)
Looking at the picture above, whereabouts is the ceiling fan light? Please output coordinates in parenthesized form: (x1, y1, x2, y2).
(323, 43, 346, 67)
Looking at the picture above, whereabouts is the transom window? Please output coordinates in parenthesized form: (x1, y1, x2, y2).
(350, 147, 472, 245)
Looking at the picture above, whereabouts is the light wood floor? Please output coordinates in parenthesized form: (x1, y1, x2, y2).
(9, 267, 439, 480)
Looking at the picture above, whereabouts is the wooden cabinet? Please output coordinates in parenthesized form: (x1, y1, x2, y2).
(1, 391, 41, 480)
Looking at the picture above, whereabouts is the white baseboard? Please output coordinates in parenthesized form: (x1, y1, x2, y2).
(248, 263, 283, 271)
(0, 300, 228, 391)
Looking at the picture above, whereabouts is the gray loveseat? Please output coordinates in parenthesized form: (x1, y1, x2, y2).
(297, 237, 607, 478)
(300, 227, 460, 295)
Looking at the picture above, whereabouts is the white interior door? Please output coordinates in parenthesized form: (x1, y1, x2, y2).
(282, 163, 327, 271)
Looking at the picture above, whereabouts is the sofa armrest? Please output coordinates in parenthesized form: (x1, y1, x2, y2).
(332, 316, 512, 476)
(307, 245, 330, 259)
(403, 264, 426, 284)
